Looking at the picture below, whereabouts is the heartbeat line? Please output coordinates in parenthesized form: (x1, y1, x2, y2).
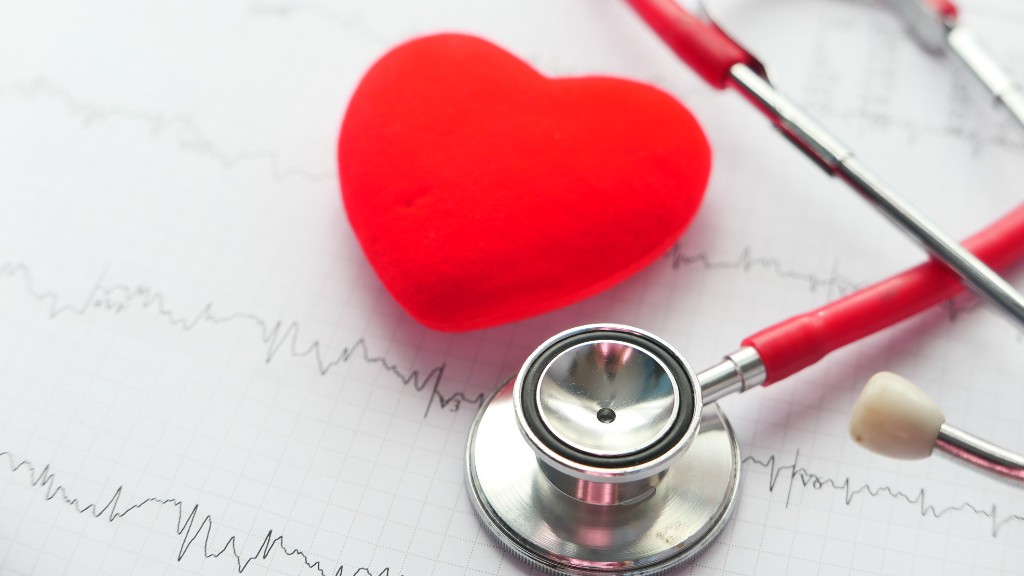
(1, 450, 390, 576)
(666, 245, 860, 295)
(745, 451, 1024, 537)
(246, 0, 375, 36)
(0, 78, 334, 183)
(797, 13, 1024, 156)
(666, 245, 1020, 330)
(3, 447, 1019, 576)
(243, 0, 400, 47)
(813, 105, 1024, 157)
(0, 261, 483, 417)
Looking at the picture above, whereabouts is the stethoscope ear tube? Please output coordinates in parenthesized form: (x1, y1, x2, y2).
(886, 0, 1024, 132)
(924, 0, 958, 19)
(741, 203, 1024, 384)
(629, 0, 1024, 333)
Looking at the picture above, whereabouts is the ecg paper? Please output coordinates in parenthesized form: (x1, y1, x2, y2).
(1, 0, 1022, 574)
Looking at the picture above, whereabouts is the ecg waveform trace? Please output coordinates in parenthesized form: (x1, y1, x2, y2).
(245, 0, 381, 44)
(0, 261, 483, 417)
(744, 451, 1024, 538)
(4, 251, 1022, 573)
(1, 450, 390, 576)
(3, 444, 1019, 576)
(667, 244, 859, 295)
(0, 78, 334, 182)
(667, 244, 1020, 328)
(2, 245, 1010, 424)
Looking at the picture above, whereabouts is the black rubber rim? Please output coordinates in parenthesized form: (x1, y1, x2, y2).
(519, 329, 696, 469)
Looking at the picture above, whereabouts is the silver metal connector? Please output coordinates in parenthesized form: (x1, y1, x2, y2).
(698, 347, 767, 405)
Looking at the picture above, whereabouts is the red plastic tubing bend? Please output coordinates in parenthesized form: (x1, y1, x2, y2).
(627, 0, 997, 383)
(925, 0, 958, 20)
(625, 0, 758, 89)
(743, 203, 1024, 385)
(625, 0, 957, 87)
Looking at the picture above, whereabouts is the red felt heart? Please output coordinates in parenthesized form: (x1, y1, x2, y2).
(338, 34, 710, 331)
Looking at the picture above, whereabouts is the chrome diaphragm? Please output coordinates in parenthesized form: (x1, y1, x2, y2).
(465, 325, 741, 576)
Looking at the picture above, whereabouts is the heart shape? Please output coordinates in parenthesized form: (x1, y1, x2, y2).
(339, 34, 710, 331)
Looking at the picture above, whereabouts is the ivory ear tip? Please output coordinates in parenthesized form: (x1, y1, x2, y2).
(849, 372, 944, 460)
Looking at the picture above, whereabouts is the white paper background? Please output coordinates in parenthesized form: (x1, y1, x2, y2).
(1, 0, 1022, 574)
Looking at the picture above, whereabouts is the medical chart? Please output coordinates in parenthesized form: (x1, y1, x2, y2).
(1, 0, 1022, 574)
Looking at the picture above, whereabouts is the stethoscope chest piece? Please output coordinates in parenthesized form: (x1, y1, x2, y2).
(465, 325, 741, 575)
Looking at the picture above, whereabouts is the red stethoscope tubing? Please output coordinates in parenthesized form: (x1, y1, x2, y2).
(925, 0, 958, 19)
(625, 0, 959, 89)
(626, 0, 1021, 385)
(625, 0, 754, 89)
(745, 203, 1024, 384)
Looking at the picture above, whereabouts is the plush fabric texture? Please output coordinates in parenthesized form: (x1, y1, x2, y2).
(339, 33, 710, 331)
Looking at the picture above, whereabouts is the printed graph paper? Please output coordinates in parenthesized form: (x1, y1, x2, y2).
(0, 0, 1022, 574)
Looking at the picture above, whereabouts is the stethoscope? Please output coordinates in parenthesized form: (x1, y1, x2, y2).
(463, 1, 1024, 573)
(465, 219, 1024, 575)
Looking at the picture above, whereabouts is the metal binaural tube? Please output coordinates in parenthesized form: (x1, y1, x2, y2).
(936, 423, 1024, 484)
(884, 0, 1024, 131)
(727, 63, 1024, 334)
(885, 0, 951, 53)
(946, 26, 1024, 132)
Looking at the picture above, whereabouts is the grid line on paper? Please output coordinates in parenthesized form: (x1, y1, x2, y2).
(1, 1, 1024, 576)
